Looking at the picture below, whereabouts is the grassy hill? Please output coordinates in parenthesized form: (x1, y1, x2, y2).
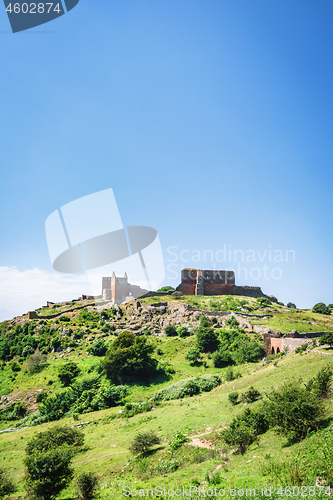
(1, 295, 333, 499)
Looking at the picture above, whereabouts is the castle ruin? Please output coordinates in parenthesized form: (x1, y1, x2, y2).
(102, 272, 148, 305)
(175, 268, 277, 301)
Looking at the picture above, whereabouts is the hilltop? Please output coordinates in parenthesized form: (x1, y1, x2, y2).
(1, 294, 333, 499)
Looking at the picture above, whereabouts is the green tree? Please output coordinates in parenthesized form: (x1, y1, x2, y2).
(164, 325, 177, 336)
(287, 302, 297, 309)
(185, 347, 200, 364)
(196, 327, 219, 353)
(26, 425, 84, 455)
(226, 316, 239, 328)
(101, 331, 157, 381)
(58, 362, 80, 386)
(313, 303, 331, 315)
(0, 467, 16, 499)
(176, 326, 189, 337)
(265, 380, 324, 442)
(24, 446, 74, 500)
(228, 392, 239, 405)
(129, 431, 161, 455)
(212, 350, 232, 368)
(320, 332, 333, 347)
(232, 339, 265, 364)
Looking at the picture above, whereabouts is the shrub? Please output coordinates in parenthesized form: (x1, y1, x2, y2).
(26, 352, 48, 373)
(295, 343, 308, 354)
(320, 332, 333, 347)
(177, 326, 189, 337)
(22, 345, 35, 358)
(10, 361, 21, 372)
(59, 316, 71, 322)
(170, 430, 189, 451)
(26, 425, 85, 454)
(36, 391, 48, 403)
(151, 374, 220, 402)
(257, 297, 272, 307)
(196, 327, 219, 353)
(200, 315, 211, 327)
(90, 339, 107, 357)
(157, 286, 174, 293)
(287, 302, 297, 309)
(222, 406, 269, 454)
(171, 291, 183, 298)
(226, 316, 239, 328)
(305, 364, 333, 398)
(164, 325, 177, 336)
(76, 472, 99, 500)
(225, 366, 241, 381)
(186, 347, 200, 364)
(212, 350, 232, 368)
(0, 467, 16, 498)
(24, 446, 74, 500)
(101, 331, 157, 381)
(58, 362, 80, 386)
(312, 303, 331, 315)
(129, 432, 161, 455)
(265, 379, 325, 442)
(228, 392, 239, 405)
(232, 339, 265, 364)
(240, 386, 261, 403)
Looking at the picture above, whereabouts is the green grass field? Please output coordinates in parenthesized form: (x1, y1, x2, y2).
(1, 295, 333, 499)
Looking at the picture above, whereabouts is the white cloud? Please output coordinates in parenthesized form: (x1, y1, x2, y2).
(0, 267, 91, 322)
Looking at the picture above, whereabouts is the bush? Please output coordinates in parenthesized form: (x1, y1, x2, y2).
(312, 303, 331, 315)
(305, 364, 333, 398)
(26, 425, 85, 454)
(222, 406, 269, 454)
(76, 472, 99, 500)
(58, 362, 80, 386)
(90, 339, 107, 357)
(22, 345, 35, 358)
(122, 402, 152, 418)
(200, 315, 211, 327)
(24, 446, 74, 500)
(186, 347, 200, 364)
(170, 430, 189, 451)
(226, 316, 239, 328)
(228, 392, 239, 405)
(36, 391, 48, 403)
(10, 361, 21, 372)
(26, 352, 48, 373)
(295, 343, 308, 354)
(225, 366, 241, 381)
(59, 316, 71, 322)
(129, 432, 161, 455)
(0, 467, 16, 498)
(157, 286, 174, 293)
(240, 386, 261, 403)
(101, 331, 157, 381)
(196, 327, 219, 353)
(232, 339, 265, 364)
(151, 374, 220, 402)
(257, 297, 272, 307)
(265, 379, 325, 443)
(177, 326, 189, 337)
(164, 325, 177, 336)
(320, 332, 333, 347)
(212, 350, 232, 368)
(287, 302, 297, 309)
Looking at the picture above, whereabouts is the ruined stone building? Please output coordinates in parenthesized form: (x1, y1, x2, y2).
(102, 272, 148, 304)
(176, 268, 277, 301)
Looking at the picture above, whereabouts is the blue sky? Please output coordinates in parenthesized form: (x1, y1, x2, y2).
(1, 0, 333, 320)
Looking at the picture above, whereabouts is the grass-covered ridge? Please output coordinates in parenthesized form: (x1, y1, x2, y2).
(1, 294, 333, 499)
